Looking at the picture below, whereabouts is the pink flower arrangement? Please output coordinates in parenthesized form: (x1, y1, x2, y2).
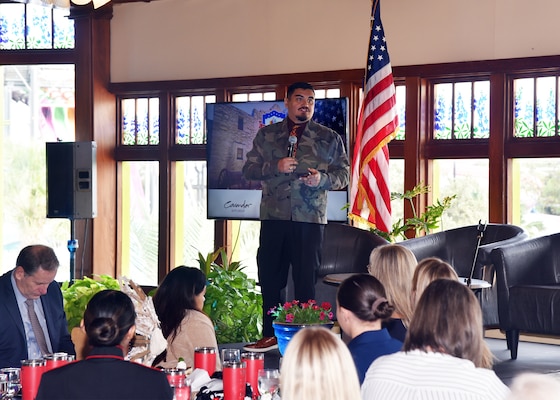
(269, 299, 334, 324)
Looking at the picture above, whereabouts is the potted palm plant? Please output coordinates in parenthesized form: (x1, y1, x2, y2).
(198, 248, 263, 344)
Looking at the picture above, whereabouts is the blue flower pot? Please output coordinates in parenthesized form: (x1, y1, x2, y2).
(272, 322, 334, 355)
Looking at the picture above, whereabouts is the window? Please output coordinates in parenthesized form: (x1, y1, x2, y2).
(121, 161, 159, 285)
(514, 76, 559, 138)
(394, 84, 406, 140)
(121, 97, 160, 145)
(175, 95, 215, 145)
(0, 3, 74, 50)
(174, 161, 214, 269)
(0, 65, 75, 280)
(117, 92, 217, 284)
(432, 159, 489, 229)
(433, 80, 490, 139)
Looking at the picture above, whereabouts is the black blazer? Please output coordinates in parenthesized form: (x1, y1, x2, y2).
(36, 346, 173, 400)
(0, 270, 75, 368)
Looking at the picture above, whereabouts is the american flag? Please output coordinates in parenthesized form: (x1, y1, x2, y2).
(349, 0, 398, 232)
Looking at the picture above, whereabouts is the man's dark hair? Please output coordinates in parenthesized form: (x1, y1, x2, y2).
(287, 82, 315, 98)
(16, 245, 59, 275)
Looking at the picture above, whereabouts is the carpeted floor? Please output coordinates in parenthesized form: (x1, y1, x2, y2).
(487, 337, 560, 386)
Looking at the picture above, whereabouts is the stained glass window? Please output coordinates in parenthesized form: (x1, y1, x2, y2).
(175, 95, 216, 144)
(433, 80, 490, 139)
(231, 92, 276, 102)
(121, 97, 160, 145)
(514, 76, 559, 138)
(0, 3, 74, 50)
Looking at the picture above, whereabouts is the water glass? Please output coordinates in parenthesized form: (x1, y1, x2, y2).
(221, 348, 241, 364)
(0, 368, 21, 399)
(164, 368, 185, 387)
(0, 374, 8, 397)
(173, 378, 191, 400)
(257, 369, 280, 398)
(164, 369, 190, 400)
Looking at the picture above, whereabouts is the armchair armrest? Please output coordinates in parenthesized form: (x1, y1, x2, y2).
(492, 239, 551, 287)
(478, 231, 528, 265)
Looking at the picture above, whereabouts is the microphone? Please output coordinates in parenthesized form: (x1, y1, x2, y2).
(287, 135, 298, 158)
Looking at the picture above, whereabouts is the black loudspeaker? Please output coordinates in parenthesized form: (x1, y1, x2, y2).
(46, 141, 97, 219)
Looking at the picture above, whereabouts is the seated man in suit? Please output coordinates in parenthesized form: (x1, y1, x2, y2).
(0, 244, 75, 368)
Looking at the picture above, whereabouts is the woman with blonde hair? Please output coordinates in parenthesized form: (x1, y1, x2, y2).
(367, 244, 417, 341)
(362, 279, 508, 400)
(281, 327, 361, 400)
(411, 257, 458, 306)
(409, 258, 494, 370)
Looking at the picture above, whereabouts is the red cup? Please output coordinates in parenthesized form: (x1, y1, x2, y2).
(21, 359, 46, 400)
(223, 361, 246, 400)
(241, 352, 264, 399)
(194, 347, 217, 376)
(44, 352, 69, 371)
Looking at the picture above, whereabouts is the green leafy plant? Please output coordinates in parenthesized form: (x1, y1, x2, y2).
(269, 299, 334, 324)
(199, 249, 263, 344)
(373, 183, 456, 242)
(61, 275, 121, 331)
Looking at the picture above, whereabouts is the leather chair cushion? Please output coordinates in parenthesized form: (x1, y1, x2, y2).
(509, 285, 560, 334)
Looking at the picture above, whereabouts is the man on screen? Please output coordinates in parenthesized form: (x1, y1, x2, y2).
(242, 82, 350, 351)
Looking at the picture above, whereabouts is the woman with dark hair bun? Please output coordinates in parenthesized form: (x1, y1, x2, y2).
(84, 289, 136, 348)
(336, 273, 402, 384)
(153, 266, 220, 371)
(36, 290, 173, 400)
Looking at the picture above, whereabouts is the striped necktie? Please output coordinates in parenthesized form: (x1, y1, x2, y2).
(25, 299, 49, 355)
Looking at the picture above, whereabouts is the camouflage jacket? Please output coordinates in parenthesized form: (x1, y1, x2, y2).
(242, 119, 350, 224)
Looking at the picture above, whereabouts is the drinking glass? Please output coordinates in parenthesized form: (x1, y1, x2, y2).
(0, 368, 21, 399)
(221, 348, 241, 364)
(257, 369, 280, 398)
(0, 374, 8, 398)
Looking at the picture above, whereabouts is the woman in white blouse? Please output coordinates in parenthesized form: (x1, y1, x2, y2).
(361, 279, 509, 400)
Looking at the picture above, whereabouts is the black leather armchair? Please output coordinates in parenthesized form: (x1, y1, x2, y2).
(491, 233, 560, 359)
(399, 224, 527, 327)
(284, 222, 388, 317)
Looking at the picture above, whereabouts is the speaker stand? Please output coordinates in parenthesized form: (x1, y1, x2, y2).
(68, 218, 79, 282)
